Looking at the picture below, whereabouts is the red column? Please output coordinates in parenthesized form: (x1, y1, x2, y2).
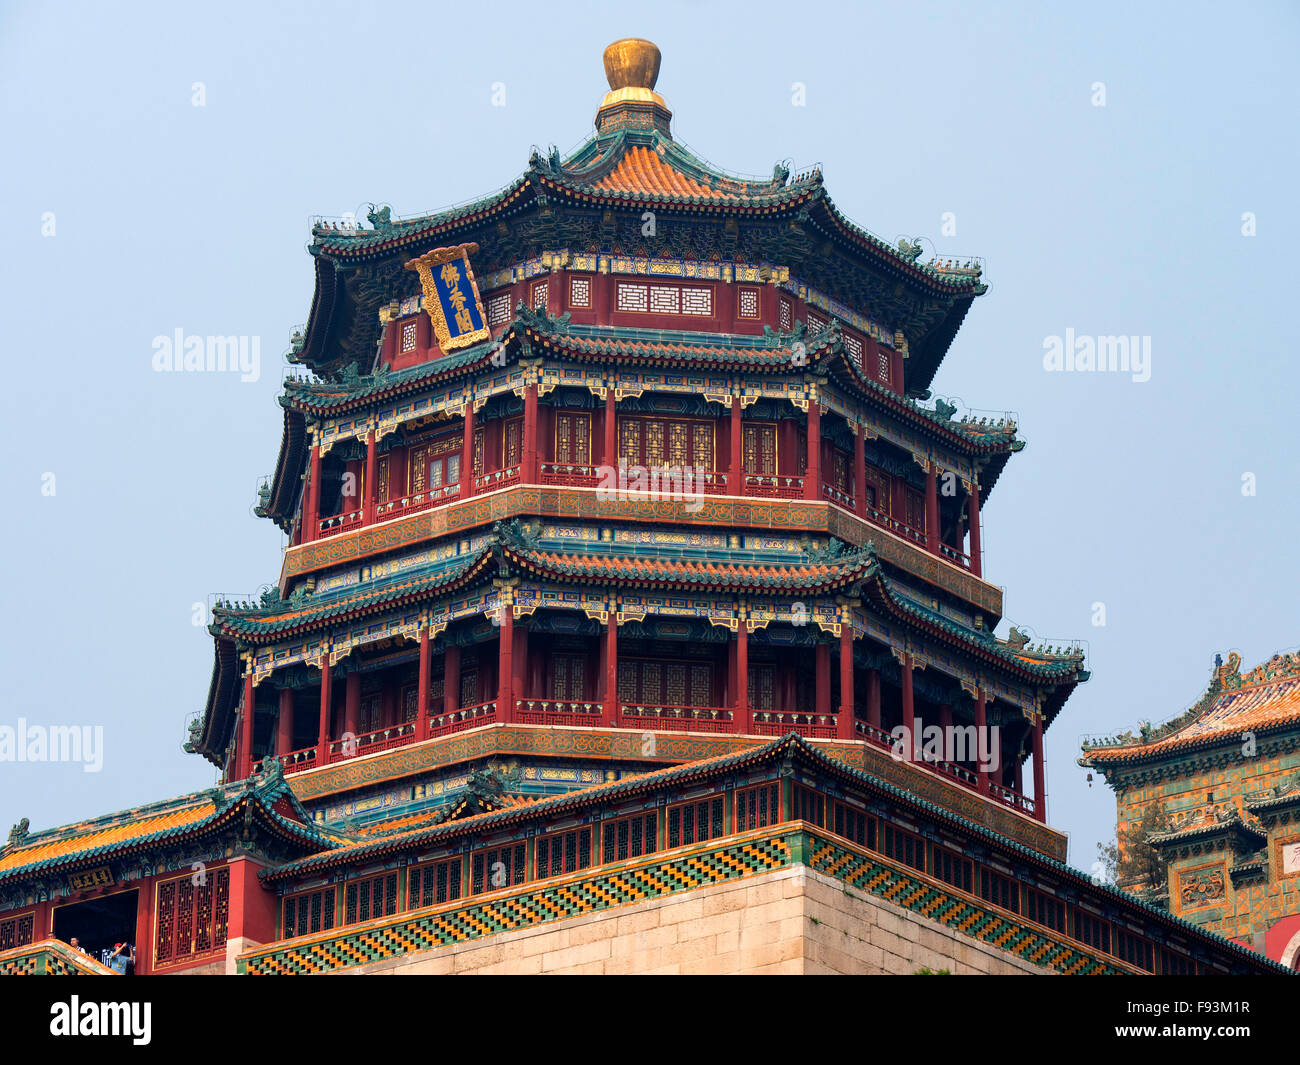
(461, 402, 476, 500)
(239, 673, 255, 779)
(735, 621, 749, 732)
(803, 397, 821, 500)
(497, 599, 514, 720)
(603, 616, 618, 727)
(1032, 716, 1047, 822)
(815, 642, 831, 718)
(854, 427, 867, 518)
(134, 880, 153, 975)
(837, 626, 854, 739)
(901, 655, 915, 761)
(344, 671, 360, 739)
(443, 644, 460, 716)
(364, 431, 378, 524)
(866, 668, 882, 732)
(728, 400, 743, 495)
(317, 655, 332, 761)
(974, 688, 990, 794)
(925, 464, 939, 554)
(416, 627, 430, 741)
(276, 687, 293, 757)
(594, 267, 612, 323)
(967, 487, 982, 577)
(523, 383, 539, 482)
(604, 390, 617, 467)
(304, 444, 321, 544)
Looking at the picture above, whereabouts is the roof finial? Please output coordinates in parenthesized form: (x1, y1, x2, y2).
(596, 38, 672, 137)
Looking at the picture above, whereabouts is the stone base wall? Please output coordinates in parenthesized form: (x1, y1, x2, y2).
(340, 866, 1049, 975)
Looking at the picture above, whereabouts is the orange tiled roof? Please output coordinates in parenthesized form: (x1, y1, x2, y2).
(0, 799, 216, 875)
(593, 145, 722, 199)
(1085, 651, 1300, 765)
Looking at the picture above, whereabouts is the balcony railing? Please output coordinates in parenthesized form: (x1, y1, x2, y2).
(539, 463, 600, 487)
(376, 486, 459, 521)
(428, 699, 497, 738)
(821, 482, 854, 509)
(750, 711, 837, 738)
(474, 465, 520, 492)
(317, 509, 363, 538)
(619, 704, 736, 734)
(515, 698, 603, 726)
(938, 542, 971, 568)
(700, 471, 729, 495)
(273, 746, 320, 772)
(862, 502, 928, 549)
(989, 781, 1036, 817)
(744, 474, 804, 499)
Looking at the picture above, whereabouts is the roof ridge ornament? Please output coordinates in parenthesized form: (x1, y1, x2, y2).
(596, 39, 672, 137)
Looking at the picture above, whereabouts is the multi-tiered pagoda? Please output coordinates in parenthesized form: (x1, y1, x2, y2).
(0, 40, 1283, 976)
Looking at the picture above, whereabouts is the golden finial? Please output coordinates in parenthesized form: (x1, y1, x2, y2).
(603, 38, 661, 91)
(596, 38, 672, 135)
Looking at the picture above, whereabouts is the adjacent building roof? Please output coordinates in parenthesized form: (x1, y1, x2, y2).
(1081, 650, 1300, 768)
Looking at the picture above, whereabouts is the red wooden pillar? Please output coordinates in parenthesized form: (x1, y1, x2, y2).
(304, 444, 322, 546)
(815, 642, 831, 717)
(134, 881, 153, 975)
(364, 431, 378, 524)
(497, 599, 514, 721)
(523, 383, 539, 482)
(276, 687, 293, 756)
(443, 644, 460, 716)
(316, 655, 332, 761)
(603, 616, 619, 727)
(604, 390, 617, 467)
(925, 464, 939, 554)
(416, 626, 430, 741)
(866, 668, 882, 732)
(594, 265, 612, 323)
(728, 400, 743, 495)
(239, 672, 255, 779)
(837, 626, 854, 739)
(967, 487, 982, 577)
(803, 397, 821, 500)
(735, 621, 749, 732)
(344, 671, 360, 739)
(461, 401, 476, 499)
(901, 655, 915, 761)
(853, 426, 867, 518)
(1032, 716, 1047, 822)
(974, 688, 990, 794)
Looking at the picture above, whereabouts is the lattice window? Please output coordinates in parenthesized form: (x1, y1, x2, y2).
(735, 782, 781, 832)
(619, 419, 640, 464)
(617, 282, 648, 312)
(932, 847, 973, 893)
(830, 450, 850, 493)
(569, 276, 592, 308)
(472, 428, 484, 476)
(0, 911, 34, 951)
(408, 445, 429, 495)
(905, 488, 926, 533)
(603, 812, 657, 864)
(881, 823, 926, 872)
(737, 287, 760, 320)
(742, 424, 776, 475)
(844, 333, 863, 367)
(692, 424, 714, 470)
(376, 455, 390, 503)
(536, 828, 592, 879)
(460, 669, 479, 707)
(504, 419, 522, 469)
(408, 857, 463, 909)
(832, 801, 875, 848)
(666, 664, 686, 706)
(681, 287, 712, 315)
(155, 867, 230, 966)
(779, 298, 792, 330)
(668, 797, 725, 849)
(689, 664, 712, 707)
(806, 311, 826, 335)
(747, 664, 775, 710)
(644, 420, 665, 466)
(487, 292, 511, 326)
(531, 281, 548, 311)
(360, 694, 381, 733)
(1072, 907, 1111, 953)
(617, 660, 637, 702)
(877, 349, 890, 383)
(344, 872, 399, 926)
(471, 843, 527, 894)
(979, 868, 1019, 913)
(400, 319, 418, 353)
(648, 285, 680, 314)
(402, 685, 419, 723)
(282, 886, 335, 940)
(555, 413, 590, 465)
(666, 422, 689, 467)
(551, 655, 587, 700)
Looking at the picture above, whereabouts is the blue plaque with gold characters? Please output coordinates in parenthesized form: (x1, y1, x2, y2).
(404, 243, 492, 353)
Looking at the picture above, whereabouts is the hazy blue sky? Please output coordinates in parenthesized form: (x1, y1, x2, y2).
(1, 0, 1296, 873)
